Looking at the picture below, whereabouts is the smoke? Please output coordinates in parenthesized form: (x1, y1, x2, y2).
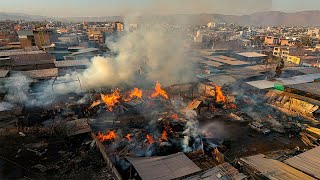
(0, 102, 14, 111)
(80, 23, 193, 88)
(182, 110, 200, 152)
(4, 74, 32, 104)
(44, 20, 195, 94)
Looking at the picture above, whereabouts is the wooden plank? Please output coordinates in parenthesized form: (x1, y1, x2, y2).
(91, 132, 122, 180)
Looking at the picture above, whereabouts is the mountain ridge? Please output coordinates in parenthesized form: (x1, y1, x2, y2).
(1, 11, 320, 26)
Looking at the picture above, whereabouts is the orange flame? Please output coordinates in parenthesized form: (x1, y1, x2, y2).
(215, 85, 226, 103)
(159, 131, 168, 142)
(171, 114, 179, 120)
(101, 89, 121, 111)
(97, 131, 117, 142)
(229, 104, 237, 109)
(146, 134, 155, 144)
(89, 100, 102, 109)
(151, 81, 168, 99)
(124, 88, 143, 101)
(125, 134, 132, 141)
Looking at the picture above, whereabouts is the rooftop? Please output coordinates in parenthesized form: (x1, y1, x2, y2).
(246, 73, 320, 89)
(186, 162, 246, 180)
(240, 154, 315, 180)
(284, 146, 320, 179)
(286, 82, 320, 97)
(0, 50, 46, 57)
(12, 68, 58, 79)
(71, 48, 99, 56)
(206, 56, 249, 66)
(125, 152, 201, 180)
(54, 60, 91, 68)
(236, 52, 268, 58)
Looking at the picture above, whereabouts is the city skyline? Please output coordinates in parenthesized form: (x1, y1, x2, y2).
(0, 0, 320, 17)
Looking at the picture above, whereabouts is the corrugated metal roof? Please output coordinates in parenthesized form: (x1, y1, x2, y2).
(12, 68, 58, 79)
(246, 80, 275, 89)
(0, 50, 45, 57)
(200, 60, 223, 67)
(246, 73, 320, 89)
(287, 82, 320, 96)
(0, 70, 9, 78)
(284, 146, 320, 179)
(71, 48, 99, 56)
(206, 56, 249, 66)
(185, 162, 246, 180)
(54, 60, 91, 67)
(236, 52, 267, 58)
(17, 30, 34, 36)
(240, 154, 315, 180)
(207, 75, 237, 86)
(126, 152, 201, 180)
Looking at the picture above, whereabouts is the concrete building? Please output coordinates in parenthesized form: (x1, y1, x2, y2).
(88, 30, 105, 44)
(265, 36, 280, 45)
(236, 52, 268, 63)
(307, 28, 320, 37)
(280, 39, 295, 46)
(240, 29, 257, 39)
(194, 31, 203, 43)
(17, 29, 56, 49)
(273, 47, 304, 60)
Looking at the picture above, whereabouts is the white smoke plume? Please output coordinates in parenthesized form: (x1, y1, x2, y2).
(85, 25, 192, 88)
(4, 74, 32, 104)
(182, 110, 200, 152)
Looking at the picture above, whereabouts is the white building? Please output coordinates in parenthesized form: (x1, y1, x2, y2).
(194, 30, 203, 43)
(240, 29, 257, 39)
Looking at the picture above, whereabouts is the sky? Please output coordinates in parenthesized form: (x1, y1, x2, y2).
(0, 0, 320, 17)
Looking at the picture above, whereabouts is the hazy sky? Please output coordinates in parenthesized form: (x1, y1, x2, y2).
(0, 0, 320, 17)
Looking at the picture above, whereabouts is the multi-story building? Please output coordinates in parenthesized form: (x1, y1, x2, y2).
(88, 30, 105, 44)
(17, 29, 56, 49)
(265, 36, 280, 45)
(240, 29, 257, 39)
(307, 28, 320, 37)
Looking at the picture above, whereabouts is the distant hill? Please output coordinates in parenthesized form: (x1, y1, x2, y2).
(0, 12, 57, 21)
(148, 11, 320, 26)
(195, 11, 320, 26)
(1, 11, 320, 26)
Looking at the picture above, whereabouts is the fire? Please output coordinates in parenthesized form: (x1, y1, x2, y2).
(215, 85, 226, 103)
(171, 114, 179, 120)
(124, 88, 143, 101)
(89, 100, 102, 109)
(229, 104, 237, 109)
(100, 89, 121, 111)
(97, 131, 117, 142)
(159, 131, 168, 142)
(146, 134, 155, 144)
(151, 81, 168, 99)
(125, 134, 132, 141)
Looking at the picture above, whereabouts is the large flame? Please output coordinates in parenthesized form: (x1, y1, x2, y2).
(159, 131, 168, 142)
(151, 81, 169, 99)
(101, 89, 121, 111)
(124, 88, 143, 102)
(97, 131, 117, 142)
(215, 85, 226, 103)
(146, 134, 155, 144)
